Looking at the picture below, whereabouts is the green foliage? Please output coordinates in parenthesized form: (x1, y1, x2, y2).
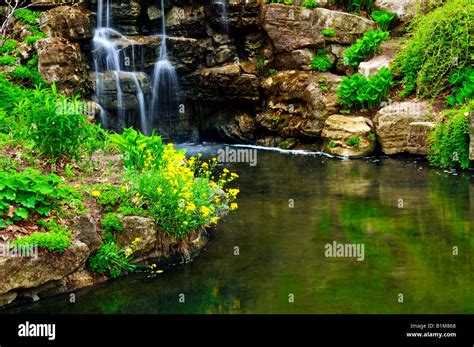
(333, 0, 374, 12)
(284, 0, 294, 4)
(12, 227, 71, 253)
(13, 9, 41, 25)
(428, 102, 472, 169)
(0, 39, 18, 55)
(393, 0, 472, 98)
(344, 29, 389, 68)
(371, 10, 396, 32)
(0, 56, 15, 66)
(94, 185, 130, 212)
(268, 68, 277, 76)
(24, 35, 45, 45)
(88, 241, 136, 279)
(320, 85, 329, 92)
(301, 0, 319, 8)
(10, 65, 45, 87)
(446, 67, 474, 107)
(328, 140, 337, 148)
(322, 29, 335, 37)
(0, 168, 79, 227)
(311, 49, 332, 72)
(337, 67, 392, 109)
(346, 136, 361, 147)
(15, 84, 102, 161)
(108, 128, 164, 171)
(369, 132, 376, 142)
(102, 213, 122, 233)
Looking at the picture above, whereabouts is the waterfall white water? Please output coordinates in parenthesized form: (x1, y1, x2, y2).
(149, 0, 178, 122)
(93, 0, 148, 134)
(214, 0, 229, 34)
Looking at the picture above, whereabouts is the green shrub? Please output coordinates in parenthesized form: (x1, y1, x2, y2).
(311, 49, 332, 72)
(337, 67, 392, 109)
(268, 68, 277, 76)
(12, 221, 71, 253)
(301, 0, 319, 8)
(333, 0, 374, 12)
(0, 39, 18, 55)
(0, 168, 79, 228)
(13, 9, 41, 25)
(371, 10, 396, 31)
(428, 102, 472, 169)
(0, 56, 15, 66)
(88, 241, 136, 279)
(328, 140, 337, 148)
(102, 213, 122, 233)
(10, 65, 45, 87)
(322, 29, 335, 37)
(16, 85, 101, 161)
(393, 0, 472, 98)
(344, 29, 389, 69)
(446, 67, 474, 107)
(108, 128, 164, 171)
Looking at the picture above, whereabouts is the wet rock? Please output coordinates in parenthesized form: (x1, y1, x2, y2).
(279, 137, 298, 150)
(39, 5, 94, 40)
(0, 292, 17, 307)
(374, 101, 431, 155)
(180, 64, 259, 102)
(91, 71, 151, 111)
(115, 216, 157, 257)
(212, 111, 256, 143)
(256, 136, 283, 147)
(262, 4, 376, 53)
(321, 115, 375, 157)
(258, 71, 340, 138)
(0, 239, 90, 296)
(406, 122, 435, 155)
(207, 0, 260, 30)
(166, 5, 206, 38)
(110, 1, 141, 35)
(35, 37, 90, 96)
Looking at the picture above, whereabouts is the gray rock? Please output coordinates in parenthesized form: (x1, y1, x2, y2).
(75, 214, 101, 253)
(115, 216, 157, 257)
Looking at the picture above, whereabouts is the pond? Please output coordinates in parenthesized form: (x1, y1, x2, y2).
(5, 145, 474, 314)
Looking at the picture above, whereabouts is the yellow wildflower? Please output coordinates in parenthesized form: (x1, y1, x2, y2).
(230, 203, 238, 211)
(210, 216, 218, 224)
(92, 190, 101, 197)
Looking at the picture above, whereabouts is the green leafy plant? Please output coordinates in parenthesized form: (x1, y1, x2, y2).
(0, 56, 15, 66)
(311, 49, 332, 72)
(328, 140, 337, 148)
(337, 67, 392, 109)
(393, 0, 472, 98)
(0, 168, 79, 228)
(268, 68, 277, 76)
(108, 128, 164, 171)
(320, 85, 329, 92)
(322, 29, 335, 37)
(11, 221, 72, 253)
(88, 241, 136, 279)
(284, 0, 294, 5)
(446, 67, 474, 107)
(10, 65, 45, 87)
(301, 0, 319, 8)
(428, 102, 472, 169)
(102, 213, 122, 233)
(346, 136, 361, 147)
(371, 10, 396, 32)
(0, 39, 17, 55)
(344, 29, 389, 68)
(13, 9, 41, 25)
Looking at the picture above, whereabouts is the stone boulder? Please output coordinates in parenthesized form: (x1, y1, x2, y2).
(0, 239, 90, 296)
(75, 214, 101, 253)
(180, 64, 259, 102)
(207, 0, 260, 30)
(374, 101, 432, 155)
(110, 1, 141, 35)
(375, 0, 428, 22)
(35, 37, 90, 96)
(322, 115, 375, 157)
(39, 5, 94, 40)
(406, 122, 435, 155)
(358, 40, 399, 77)
(257, 71, 341, 138)
(115, 216, 157, 257)
(274, 49, 314, 71)
(211, 111, 256, 143)
(262, 4, 376, 53)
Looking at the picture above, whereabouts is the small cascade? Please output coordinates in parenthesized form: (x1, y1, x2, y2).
(149, 0, 178, 125)
(93, 0, 148, 133)
(214, 0, 229, 34)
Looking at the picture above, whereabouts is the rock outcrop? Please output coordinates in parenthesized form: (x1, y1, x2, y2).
(39, 5, 94, 40)
(35, 37, 90, 96)
(374, 101, 432, 155)
(262, 4, 376, 52)
(322, 115, 375, 157)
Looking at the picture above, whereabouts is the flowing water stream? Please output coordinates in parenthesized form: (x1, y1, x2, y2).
(5, 146, 474, 314)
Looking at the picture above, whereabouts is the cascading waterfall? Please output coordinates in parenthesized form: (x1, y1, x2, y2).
(93, 0, 148, 134)
(149, 0, 178, 123)
(213, 0, 229, 34)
